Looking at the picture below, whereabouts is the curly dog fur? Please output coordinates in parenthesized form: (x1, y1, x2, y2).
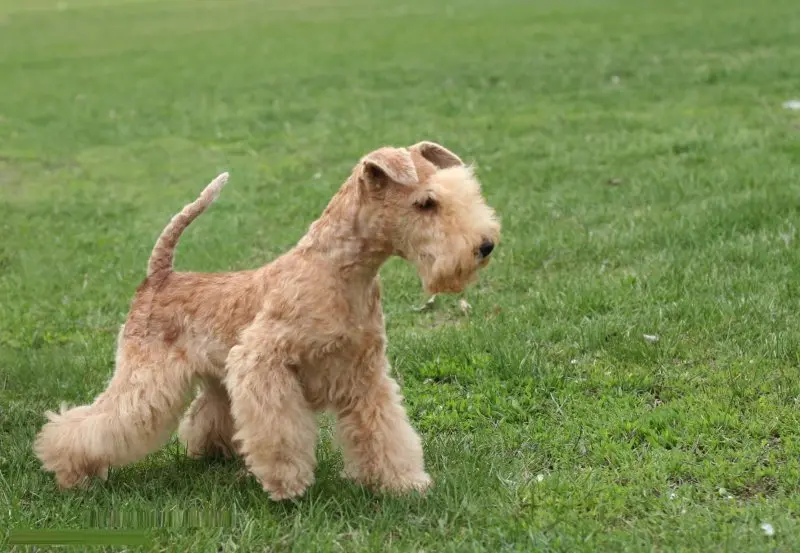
(34, 141, 501, 500)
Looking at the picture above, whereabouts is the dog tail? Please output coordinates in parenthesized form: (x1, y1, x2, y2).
(146, 172, 229, 278)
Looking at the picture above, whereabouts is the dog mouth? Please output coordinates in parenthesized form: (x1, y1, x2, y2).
(423, 258, 482, 295)
(408, 238, 497, 295)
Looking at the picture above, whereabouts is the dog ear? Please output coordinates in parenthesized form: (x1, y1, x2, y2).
(360, 147, 418, 188)
(410, 141, 464, 169)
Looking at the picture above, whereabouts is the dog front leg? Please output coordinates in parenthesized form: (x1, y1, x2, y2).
(335, 362, 431, 494)
(224, 343, 318, 501)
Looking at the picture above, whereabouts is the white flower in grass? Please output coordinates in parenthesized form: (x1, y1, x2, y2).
(760, 522, 775, 537)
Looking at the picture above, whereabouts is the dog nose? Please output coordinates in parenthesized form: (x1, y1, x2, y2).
(479, 240, 494, 258)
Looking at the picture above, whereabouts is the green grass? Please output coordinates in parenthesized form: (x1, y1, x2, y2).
(1, 0, 800, 550)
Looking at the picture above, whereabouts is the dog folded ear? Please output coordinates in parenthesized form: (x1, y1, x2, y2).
(360, 147, 418, 187)
(410, 141, 464, 169)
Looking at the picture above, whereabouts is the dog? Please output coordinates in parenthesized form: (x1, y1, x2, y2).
(34, 141, 501, 500)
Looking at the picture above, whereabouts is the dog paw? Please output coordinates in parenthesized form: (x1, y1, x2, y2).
(263, 477, 312, 502)
(379, 472, 433, 495)
(54, 471, 91, 490)
(50, 462, 109, 490)
(256, 468, 314, 502)
(187, 439, 235, 460)
(340, 464, 362, 482)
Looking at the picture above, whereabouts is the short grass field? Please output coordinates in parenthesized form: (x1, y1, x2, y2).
(1, 0, 800, 550)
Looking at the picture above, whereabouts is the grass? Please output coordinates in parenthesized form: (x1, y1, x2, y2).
(1, 0, 800, 550)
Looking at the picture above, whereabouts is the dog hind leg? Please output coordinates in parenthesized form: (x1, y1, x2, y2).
(34, 341, 195, 488)
(178, 376, 236, 459)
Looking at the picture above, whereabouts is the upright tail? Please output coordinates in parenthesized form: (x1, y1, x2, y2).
(147, 172, 229, 278)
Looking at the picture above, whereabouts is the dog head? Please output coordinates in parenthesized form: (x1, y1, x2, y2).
(354, 141, 501, 294)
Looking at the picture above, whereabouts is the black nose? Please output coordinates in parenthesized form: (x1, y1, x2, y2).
(479, 240, 494, 258)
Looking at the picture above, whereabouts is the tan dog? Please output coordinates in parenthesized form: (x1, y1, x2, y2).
(34, 141, 501, 500)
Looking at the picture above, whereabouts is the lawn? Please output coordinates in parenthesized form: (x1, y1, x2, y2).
(1, 0, 800, 550)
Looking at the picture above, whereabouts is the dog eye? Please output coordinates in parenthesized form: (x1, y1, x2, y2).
(415, 197, 437, 211)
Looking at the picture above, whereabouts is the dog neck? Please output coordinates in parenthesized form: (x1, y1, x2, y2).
(295, 179, 392, 287)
